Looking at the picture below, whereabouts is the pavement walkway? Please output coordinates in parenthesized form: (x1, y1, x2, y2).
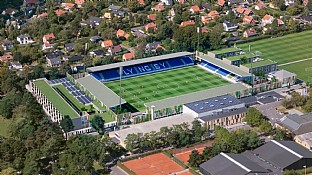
(279, 58, 312, 66)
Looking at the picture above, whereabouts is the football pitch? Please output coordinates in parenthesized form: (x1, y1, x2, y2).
(280, 59, 312, 83)
(238, 30, 312, 64)
(105, 66, 230, 111)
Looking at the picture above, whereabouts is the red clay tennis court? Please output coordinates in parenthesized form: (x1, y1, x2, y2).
(123, 153, 184, 175)
(174, 147, 205, 165)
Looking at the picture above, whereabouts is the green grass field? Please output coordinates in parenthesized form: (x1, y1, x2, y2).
(280, 60, 312, 82)
(105, 66, 230, 111)
(238, 30, 312, 64)
(0, 117, 12, 137)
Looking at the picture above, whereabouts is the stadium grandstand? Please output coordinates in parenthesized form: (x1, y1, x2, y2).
(87, 52, 195, 82)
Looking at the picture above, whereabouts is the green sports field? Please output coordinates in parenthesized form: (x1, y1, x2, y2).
(238, 30, 312, 64)
(280, 60, 312, 82)
(105, 66, 230, 111)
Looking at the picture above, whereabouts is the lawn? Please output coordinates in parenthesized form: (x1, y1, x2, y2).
(279, 59, 312, 83)
(238, 30, 312, 64)
(90, 112, 116, 123)
(0, 117, 12, 137)
(105, 66, 230, 111)
(34, 80, 79, 118)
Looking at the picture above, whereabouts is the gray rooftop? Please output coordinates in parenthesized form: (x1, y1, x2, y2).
(253, 140, 312, 169)
(76, 75, 126, 107)
(200, 153, 269, 175)
(278, 113, 312, 135)
(198, 53, 251, 77)
(199, 107, 247, 122)
(239, 91, 283, 106)
(114, 113, 195, 142)
(145, 83, 247, 110)
(184, 94, 242, 113)
(87, 52, 193, 72)
(270, 70, 297, 79)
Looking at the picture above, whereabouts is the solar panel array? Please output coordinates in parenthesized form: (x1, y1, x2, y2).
(61, 80, 92, 105)
(48, 77, 69, 85)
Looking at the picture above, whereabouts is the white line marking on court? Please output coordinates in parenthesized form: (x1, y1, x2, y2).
(279, 57, 312, 66)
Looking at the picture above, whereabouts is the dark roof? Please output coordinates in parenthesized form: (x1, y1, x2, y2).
(253, 140, 312, 169)
(201, 2, 212, 9)
(146, 42, 161, 50)
(90, 36, 102, 41)
(278, 113, 312, 135)
(200, 153, 269, 175)
(71, 117, 90, 130)
(110, 45, 122, 53)
(2, 39, 12, 46)
(91, 50, 105, 56)
(46, 51, 62, 59)
(49, 57, 62, 65)
(24, 0, 40, 4)
(301, 15, 312, 22)
(224, 21, 237, 27)
(69, 55, 83, 62)
(184, 95, 243, 113)
(17, 34, 31, 39)
(239, 91, 283, 106)
(225, 36, 241, 42)
(64, 43, 75, 52)
(199, 107, 247, 122)
(88, 16, 102, 24)
(229, 0, 244, 4)
(108, 4, 122, 11)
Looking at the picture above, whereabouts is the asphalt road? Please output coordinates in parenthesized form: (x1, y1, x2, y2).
(110, 165, 128, 175)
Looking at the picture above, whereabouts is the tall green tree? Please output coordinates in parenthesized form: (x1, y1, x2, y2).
(209, 24, 223, 50)
(91, 115, 105, 134)
(60, 115, 74, 139)
(188, 150, 203, 167)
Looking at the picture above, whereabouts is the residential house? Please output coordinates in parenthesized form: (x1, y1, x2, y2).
(176, 0, 186, 3)
(2, 39, 13, 50)
(81, 16, 102, 28)
(47, 57, 62, 67)
(208, 10, 219, 20)
(24, 0, 40, 4)
(218, 0, 226, 6)
(262, 14, 274, 26)
(75, 0, 85, 8)
(131, 27, 148, 38)
(201, 27, 210, 33)
(61, 3, 76, 11)
(65, 43, 75, 52)
(17, 34, 34, 45)
(278, 19, 285, 26)
(147, 14, 157, 21)
(255, 1, 266, 10)
(42, 42, 54, 50)
(38, 12, 48, 18)
(268, 70, 296, 87)
(123, 52, 135, 61)
(285, 0, 295, 5)
(116, 29, 130, 39)
(108, 4, 122, 11)
(104, 12, 112, 19)
(161, 0, 173, 6)
(223, 21, 238, 31)
(145, 22, 157, 32)
(304, 0, 309, 6)
(101, 40, 114, 48)
(180, 20, 195, 27)
(201, 2, 213, 10)
(243, 29, 258, 37)
(243, 8, 253, 16)
(55, 9, 66, 17)
(243, 16, 254, 24)
(0, 53, 13, 62)
(2, 8, 18, 17)
(108, 45, 122, 55)
(68, 55, 83, 62)
(138, 0, 145, 6)
(90, 36, 102, 43)
(201, 15, 210, 24)
(190, 5, 200, 14)
(152, 3, 165, 12)
(145, 42, 162, 53)
(235, 6, 245, 15)
(90, 50, 105, 57)
(300, 15, 312, 25)
(43, 33, 55, 43)
(169, 8, 175, 17)
(9, 62, 22, 70)
(228, 0, 244, 5)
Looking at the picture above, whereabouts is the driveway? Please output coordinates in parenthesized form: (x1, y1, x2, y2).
(110, 165, 128, 175)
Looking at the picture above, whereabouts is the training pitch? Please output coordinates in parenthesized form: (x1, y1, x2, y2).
(280, 59, 312, 83)
(238, 30, 312, 64)
(105, 66, 230, 111)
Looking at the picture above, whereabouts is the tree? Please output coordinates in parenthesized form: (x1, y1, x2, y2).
(209, 24, 223, 50)
(124, 133, 140, 151)
(259, 120, 273, 134)
(188, 150, 203, 167)
(91, 115, 105, 134)
(202, 146, 213, 161)
(192, 120, 208, 142)
(60, 115, 74, 139)
(273, 128, 292, 140)
(244, 107, 264, 127)
(307, 0, 312, 10)
(0, 167, 18, 175)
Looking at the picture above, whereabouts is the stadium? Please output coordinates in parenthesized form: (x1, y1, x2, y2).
(28, 50, 264, 136)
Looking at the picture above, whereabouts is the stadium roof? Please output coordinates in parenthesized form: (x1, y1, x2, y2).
(76, 75, 126, 107)
(145, 83, 247, 110)
(114, 113, 195, 142)
(198, 54, 251, 77)
(199, 153, 269, 175)
(87, 52, 193, 72)
(199, 107, 247, 122)
(184, 94, 243, 113)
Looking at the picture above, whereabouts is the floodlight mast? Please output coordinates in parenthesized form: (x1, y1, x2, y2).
(119, 66, 123, 111)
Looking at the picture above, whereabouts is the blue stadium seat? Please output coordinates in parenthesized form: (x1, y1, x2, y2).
(181, 56, 194, 65)
(167, 58, 184, 68)
(216, 68, 230, 76)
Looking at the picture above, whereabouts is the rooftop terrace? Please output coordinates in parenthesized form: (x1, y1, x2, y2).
(243, 59, 276, 68)
(225, 53, 256, 61)
(210, 47, 242, 54)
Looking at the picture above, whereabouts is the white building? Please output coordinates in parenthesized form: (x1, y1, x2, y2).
(17, 34, 34, 45)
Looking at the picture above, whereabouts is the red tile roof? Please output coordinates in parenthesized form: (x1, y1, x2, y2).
(243, 16, 253, 24)
(148, 14, 157, 21)
(123, 52, 135, 60)
(43, 33, 55, 41)
(62, 3, 75, 9)
(190, 5, 200, 13)
(154, 3, 164, 11)
(55, 9, 66, 16)
(208, 10, 219, 18)
(243, 8, 252, 15)
(103, 40, 113, 48)
(75, 0, 85, 5)
(138, 0, 145, 5)
(218, 0, 226, 6)
(180, 20, 195, 27)
(145, 22, 157, 31)
(0, 53, 13, 62)
(116, 29, 130, 39)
